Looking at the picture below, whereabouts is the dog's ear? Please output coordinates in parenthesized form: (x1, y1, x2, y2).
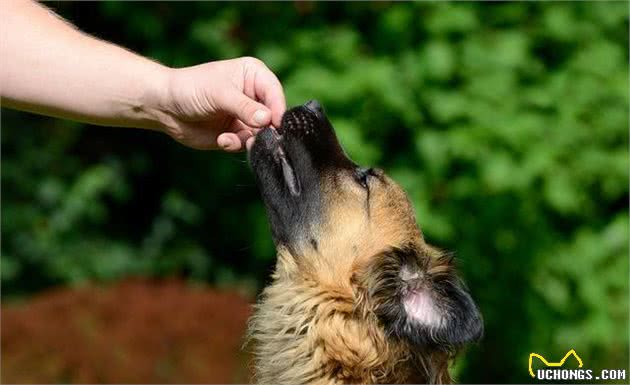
(364, 245, 483, 351)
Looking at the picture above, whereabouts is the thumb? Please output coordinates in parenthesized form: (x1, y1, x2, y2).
(218, 88, 271, 128)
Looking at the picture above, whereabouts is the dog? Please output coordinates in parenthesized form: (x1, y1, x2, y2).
(247, 100, 483, 384)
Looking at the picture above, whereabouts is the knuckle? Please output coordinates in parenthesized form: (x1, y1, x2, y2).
(166, 125, 187, 142)
(241, 56, 264, 68)
(237, 97, 254, 113)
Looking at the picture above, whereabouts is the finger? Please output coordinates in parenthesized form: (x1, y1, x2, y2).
(246, 136, 255, 152)
(230, 118, 258, 135)
(253, 68, 286, 128)
(229, 119, 259, 152)
(231, 120, 257, 149)
(217, 132, 244, 152)
(219, 120, 258, 152)
(235, 127, 254, 145)
(241, 60, 286, 128)
(164, 121, 218, 150)
(217, 88, 272, 128)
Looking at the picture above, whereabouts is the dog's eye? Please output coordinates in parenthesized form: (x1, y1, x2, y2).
(355, 168, 374, 189)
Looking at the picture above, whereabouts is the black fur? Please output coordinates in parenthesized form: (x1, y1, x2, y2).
(249, 101, 354, 251)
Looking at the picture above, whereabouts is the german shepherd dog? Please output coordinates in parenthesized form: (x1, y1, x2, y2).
(248, 101, 483, 384)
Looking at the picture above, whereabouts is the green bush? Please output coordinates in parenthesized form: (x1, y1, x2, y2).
(1, 2, 627, 382)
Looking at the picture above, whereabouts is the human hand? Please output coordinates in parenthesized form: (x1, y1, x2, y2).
(156, 57, 286, 151)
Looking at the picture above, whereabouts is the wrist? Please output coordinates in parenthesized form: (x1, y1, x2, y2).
(127, 62, 174, 132)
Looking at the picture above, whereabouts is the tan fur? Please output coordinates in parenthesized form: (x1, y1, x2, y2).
(247, 172, 455, 384)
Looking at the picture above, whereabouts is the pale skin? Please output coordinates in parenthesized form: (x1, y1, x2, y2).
(0, 0, 286, 152)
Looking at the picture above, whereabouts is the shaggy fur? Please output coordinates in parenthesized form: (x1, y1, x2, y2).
(248, 248, 455, 384)
(248, 101, 482, 384)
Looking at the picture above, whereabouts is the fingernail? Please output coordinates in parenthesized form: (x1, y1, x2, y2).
(217, 136, 233, 149)
(253, 110, 270, 125)
(246, 137, 255, 152)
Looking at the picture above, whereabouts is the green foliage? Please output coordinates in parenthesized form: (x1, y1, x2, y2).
(1, 2, 628, 383)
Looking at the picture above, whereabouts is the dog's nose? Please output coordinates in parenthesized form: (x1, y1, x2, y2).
(304, 100, 323, 114)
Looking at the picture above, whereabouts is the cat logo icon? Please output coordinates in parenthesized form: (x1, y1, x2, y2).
(529, 349, 583, 378)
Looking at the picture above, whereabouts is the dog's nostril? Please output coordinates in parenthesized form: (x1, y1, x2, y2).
(304, 99, 323, 114)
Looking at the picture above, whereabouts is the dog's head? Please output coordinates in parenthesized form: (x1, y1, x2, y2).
(249, 100, 482, 354)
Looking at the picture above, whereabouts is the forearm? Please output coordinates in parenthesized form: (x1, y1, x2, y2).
(0, 0, 168, 129)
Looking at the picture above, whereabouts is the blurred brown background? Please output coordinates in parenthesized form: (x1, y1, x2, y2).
(2, 280, 252, 383)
